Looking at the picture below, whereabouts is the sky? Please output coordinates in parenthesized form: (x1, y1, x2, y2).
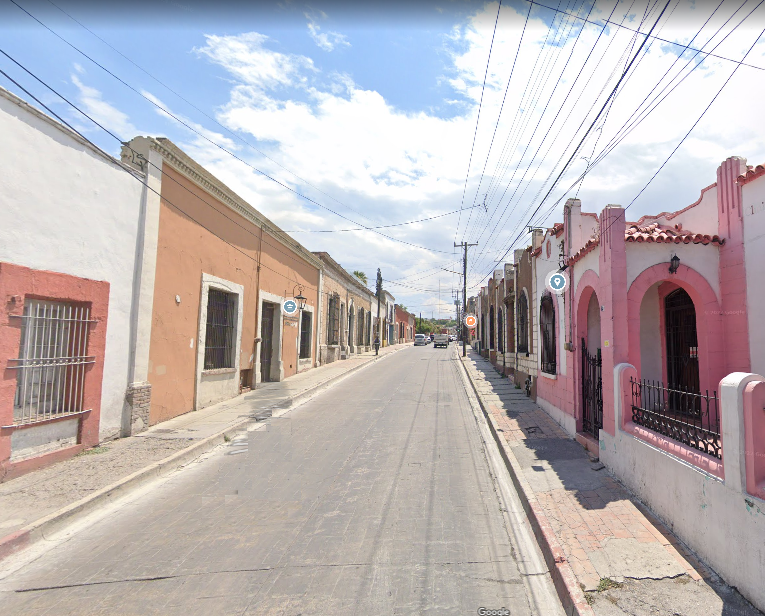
(2, 0, 765, 317)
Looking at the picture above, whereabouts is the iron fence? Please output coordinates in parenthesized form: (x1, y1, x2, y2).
(630, 378, 721, 459)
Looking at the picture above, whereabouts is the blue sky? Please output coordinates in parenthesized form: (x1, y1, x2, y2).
(3, 0, 765, 315)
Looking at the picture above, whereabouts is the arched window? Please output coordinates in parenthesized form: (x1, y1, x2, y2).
(497, 307, 504, 354)
(540, 293, 556, 374)
(517, 293, 528, 353)
(489, 305, 495, 350)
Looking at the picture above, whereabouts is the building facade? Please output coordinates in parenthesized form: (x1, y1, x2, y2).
(0, 87, 146, 478)
(395, 306, 415, 343)
(525, 159, 765, 610)
(121, 137, 322, 429)
(313, 253, 373, 364)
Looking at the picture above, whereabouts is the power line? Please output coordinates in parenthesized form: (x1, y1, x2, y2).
(597, 22, 765, 239)
(466, 0, 638, 278)
(285, 204, 481, 233)
(41, 0, 379, 228)
(526, 0, 765, 72)
(6, 0, 453, 256)
(460, 0, 533, 243)
(528, 0, 760, 230)
(473, 0, 674, 286)
(455, 0, 503, 242)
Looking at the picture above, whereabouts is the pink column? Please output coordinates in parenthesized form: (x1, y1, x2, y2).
(717, 157, 750, 374)
(598, 206, 629, 437)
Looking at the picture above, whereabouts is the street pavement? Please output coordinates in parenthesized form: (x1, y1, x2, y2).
(0, 344, 564, 615)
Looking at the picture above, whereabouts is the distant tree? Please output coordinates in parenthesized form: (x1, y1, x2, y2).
(353, 270, 368, 285)
(397, 305, 408, 313)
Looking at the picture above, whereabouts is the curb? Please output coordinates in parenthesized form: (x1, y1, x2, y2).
(0, 345, 406, 565)
(456, 353, 594, 616)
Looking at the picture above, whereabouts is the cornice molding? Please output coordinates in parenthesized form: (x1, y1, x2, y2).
(145, 137, 324, 271)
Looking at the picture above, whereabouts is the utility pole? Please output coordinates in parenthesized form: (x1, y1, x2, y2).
(455, 242, 478, 357)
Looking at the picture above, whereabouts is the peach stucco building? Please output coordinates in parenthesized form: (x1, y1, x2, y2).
(121, 137, 322, 430)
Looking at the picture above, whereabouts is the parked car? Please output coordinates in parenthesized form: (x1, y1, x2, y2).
(414, 334, 427, 346)
(434, 333, 449, 348)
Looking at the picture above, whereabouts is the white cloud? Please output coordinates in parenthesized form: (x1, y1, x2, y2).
(70, 73, 137, 139)
(167, 0, 765, 310)
(304, 11, 350, 52)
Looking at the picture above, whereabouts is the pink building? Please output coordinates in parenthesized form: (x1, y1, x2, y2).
(530, 157, 765, 610)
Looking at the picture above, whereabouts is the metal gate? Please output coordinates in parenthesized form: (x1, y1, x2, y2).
(260, 303, 275, 383)
(581, 337, 602, 438)
(665, 288, 700, 413)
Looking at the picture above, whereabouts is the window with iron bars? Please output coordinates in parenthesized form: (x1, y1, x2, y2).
(204, 289, 237, 370)
(540, 294, 556, 374)
(517, 294, 528, 353)
(327, 293, 340, 345)
(11, 299, 94, 425)
(299, 311, 312, 359)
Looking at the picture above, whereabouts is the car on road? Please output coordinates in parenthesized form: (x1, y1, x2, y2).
(414, 334, 427, 346)
(433, 333, 449, 348)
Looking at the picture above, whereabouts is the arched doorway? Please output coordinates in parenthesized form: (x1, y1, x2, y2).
(489, 305, 495, 350)
(348, 307, 354, 348)
(497, 307, 504, 354)
(665, 288, 700, 395)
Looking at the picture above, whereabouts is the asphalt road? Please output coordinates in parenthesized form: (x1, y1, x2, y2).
(0, 344, 563, 615)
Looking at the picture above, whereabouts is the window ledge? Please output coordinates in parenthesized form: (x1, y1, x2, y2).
(202, 368, 237, 375)
(540, 371, 557, 380)
(4, 409, 90, 430)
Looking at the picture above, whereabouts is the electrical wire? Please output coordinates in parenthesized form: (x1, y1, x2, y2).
(6, 0, 454, 256)
(455, 0, 504, 242)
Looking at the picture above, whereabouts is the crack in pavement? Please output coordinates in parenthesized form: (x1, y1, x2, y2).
(9, 560, 515, 593)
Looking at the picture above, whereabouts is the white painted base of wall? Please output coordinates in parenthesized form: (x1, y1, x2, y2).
(600, 429, 765, 612)
(10, 417, 79, 462)
(536, 396, 577, 437)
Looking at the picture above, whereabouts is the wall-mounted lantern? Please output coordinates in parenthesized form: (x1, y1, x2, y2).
(669, 254, 680, 275)
(293, 284, 307, 311)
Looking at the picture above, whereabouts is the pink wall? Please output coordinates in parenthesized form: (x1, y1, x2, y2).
(1, 262, 109, 480)
(717, 157, 751, 374)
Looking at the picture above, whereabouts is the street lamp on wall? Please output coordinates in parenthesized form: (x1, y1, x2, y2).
(669, 254, 680, 275)
(293, 285, 307, 311)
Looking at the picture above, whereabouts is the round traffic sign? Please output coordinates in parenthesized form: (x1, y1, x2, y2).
(464, 314, 477, 328)
(282, 299, 298, 316)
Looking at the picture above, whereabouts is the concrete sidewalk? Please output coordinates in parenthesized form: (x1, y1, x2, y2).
(459, 348, 762, 616)
(0, 343, 409, 562)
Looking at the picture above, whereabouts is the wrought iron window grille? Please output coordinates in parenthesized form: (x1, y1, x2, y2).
(540, 294, 556, 374)
(630, 378, 721, 459)
(204, 289, 236, 370)
(517, 294, 528, 353)
(10, 300, 94, 425)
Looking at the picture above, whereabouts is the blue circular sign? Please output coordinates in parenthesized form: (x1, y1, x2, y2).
(547, 272, 568, 295)
(283, 299, 298, 315)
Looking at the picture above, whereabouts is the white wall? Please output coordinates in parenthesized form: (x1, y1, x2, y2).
(604, 366, 765, 613)
(573, 248, 600, 295)
(635, 184, 719, 236)
(639, 283, 663, 383)
(742, 176, 765, 376)
(625, 243, 720, 302)
(0, 88, 144, 440)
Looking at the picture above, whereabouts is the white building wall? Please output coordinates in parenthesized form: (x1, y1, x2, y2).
(625, 242, 721, 302)
(0, 88, 144, 440)
(573, 248, 600, 295)
(635, 184, 719, 236)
